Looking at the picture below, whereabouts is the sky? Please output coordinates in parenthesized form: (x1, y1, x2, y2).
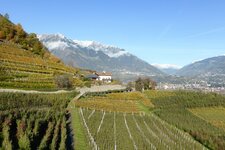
(1, 0, 225, 68)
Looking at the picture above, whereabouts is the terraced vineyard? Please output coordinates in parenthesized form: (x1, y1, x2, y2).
(79, 108, 205, 150)
(0, 92, 78, 149)
(0, 43, 81, 89)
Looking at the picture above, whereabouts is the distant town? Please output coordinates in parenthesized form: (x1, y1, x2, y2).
(157, 82, 225, 95)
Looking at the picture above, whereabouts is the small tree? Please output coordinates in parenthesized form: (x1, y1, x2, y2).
(55, 75, 73, 89)
(150, 80, 157, 90)
(135, 77, 143, 92)
(135, 77, 157, 92)
(143, 78, 151, 90)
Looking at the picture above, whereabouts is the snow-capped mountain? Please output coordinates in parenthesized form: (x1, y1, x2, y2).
(73, 40, 131, 58)
(38, 34, 164, 82)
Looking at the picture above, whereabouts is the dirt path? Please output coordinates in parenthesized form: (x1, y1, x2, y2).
(75, 85, 126, 99)
(0, 85, 126, 95)
(0, 88, 72, 94)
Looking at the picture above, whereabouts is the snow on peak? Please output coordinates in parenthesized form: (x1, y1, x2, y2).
(55, 33, 65, 39)
(73, 39, 131, 58)
(45, 41, 69, 50)
(38, 33, 131, 58)
(73, 40, 94, 48)
(38, 33, 71, 51)
(152, 64, 181, 69)
(38, 33, 66, 41)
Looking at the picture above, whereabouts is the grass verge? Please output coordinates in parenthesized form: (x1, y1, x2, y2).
(70, 107, 89, 150)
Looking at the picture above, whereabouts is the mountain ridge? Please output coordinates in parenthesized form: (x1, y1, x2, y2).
(176, 55, 225, 77)
(38, 34, 164, 82)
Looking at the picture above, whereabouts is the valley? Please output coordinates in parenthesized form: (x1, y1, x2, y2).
(1, 3, 225, 150)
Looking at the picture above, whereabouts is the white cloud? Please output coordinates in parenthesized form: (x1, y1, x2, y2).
(152, 63, 182, 69)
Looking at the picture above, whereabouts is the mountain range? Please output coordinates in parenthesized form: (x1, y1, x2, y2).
(176, 56, 225, 77)
(176, 56, 225, 86)
(38, 34, 225, 84)
(38, 34, 164, 82)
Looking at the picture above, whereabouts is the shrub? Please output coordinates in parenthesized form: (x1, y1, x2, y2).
(55, 75, 73, 89)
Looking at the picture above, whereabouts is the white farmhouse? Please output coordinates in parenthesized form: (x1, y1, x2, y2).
(95, 71, 112, 83)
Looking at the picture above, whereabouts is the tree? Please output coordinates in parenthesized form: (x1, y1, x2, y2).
(143, 78, 151, 90)
(135, 77, 143, 92)
(135, 77, 157, 92)
(55, 75, 73, 89)
(15, 24, 26, 39)
(149, 80, 157, 90)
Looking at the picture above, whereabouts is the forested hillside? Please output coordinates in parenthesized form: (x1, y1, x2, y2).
(0, 14, 49, 57)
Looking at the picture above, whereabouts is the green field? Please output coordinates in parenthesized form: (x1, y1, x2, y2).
(189, 107, 225, 131)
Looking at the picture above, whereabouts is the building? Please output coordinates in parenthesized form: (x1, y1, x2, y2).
(86, 71, 112, 83)
(85, 74, 99, 80)
(95, 72, 112, 83)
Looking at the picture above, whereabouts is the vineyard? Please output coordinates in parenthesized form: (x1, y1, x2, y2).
(0, 91, 78, 149)
(189, 107, 225, 131)
(79, 108, 205, 150)
(0, 43, 83, 89)
(75, 92, 154, 113)
(145, 90, 225, 149)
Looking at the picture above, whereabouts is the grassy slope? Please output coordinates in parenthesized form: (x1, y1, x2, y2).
(67, 93, 89, 150)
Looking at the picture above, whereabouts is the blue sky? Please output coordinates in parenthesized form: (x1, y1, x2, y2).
(1, 0, 225, 67)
